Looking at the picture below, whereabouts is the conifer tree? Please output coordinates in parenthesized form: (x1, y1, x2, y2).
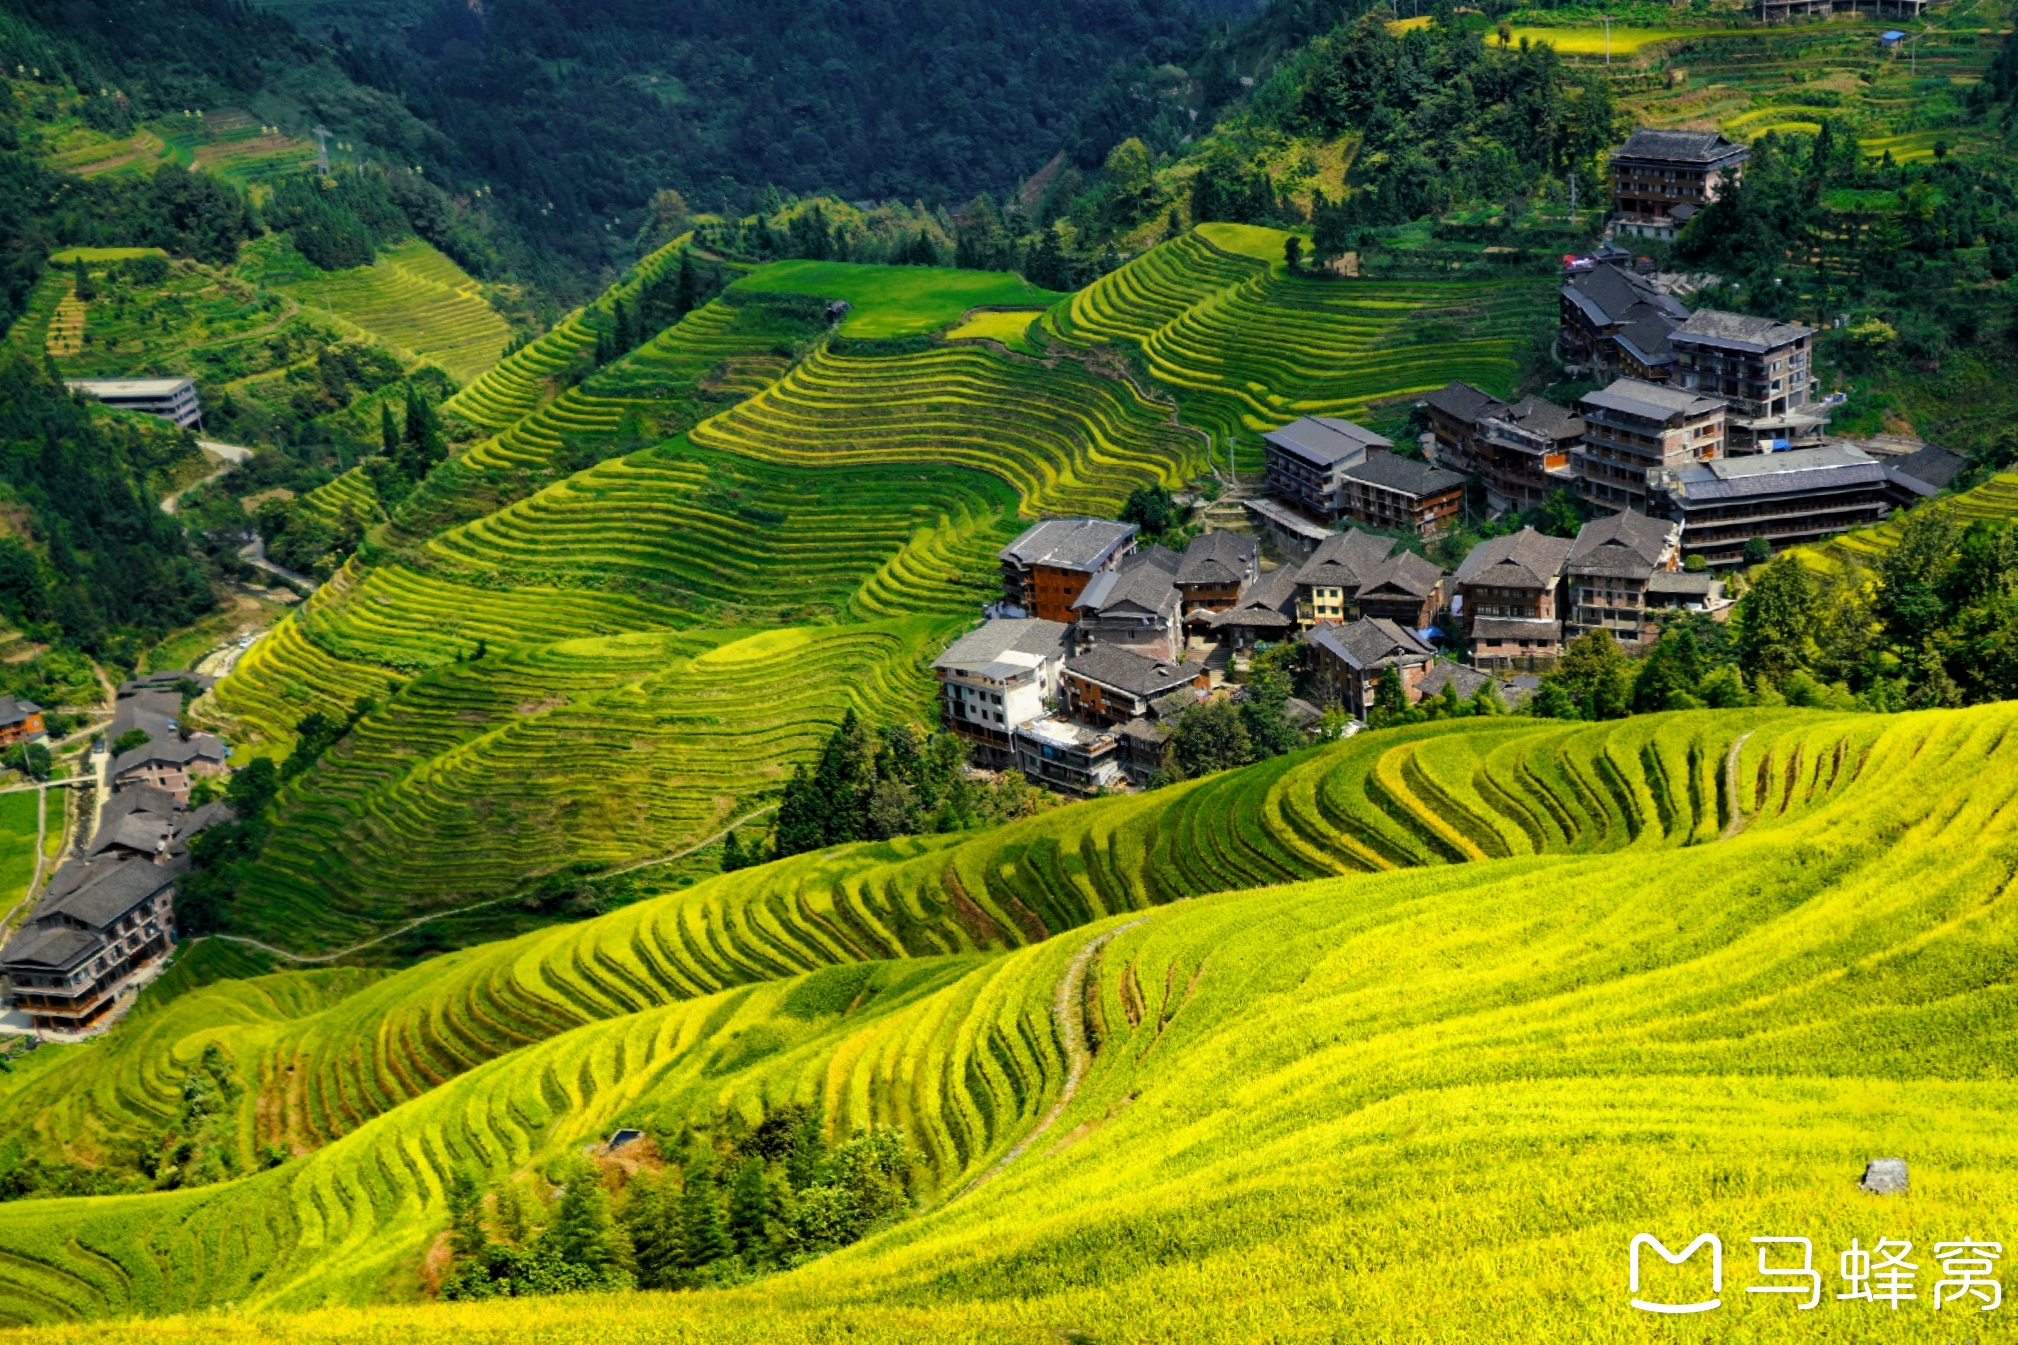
(727, 1157, 769, 1260)
(622, 1171, 685, 1289)
(680, 1163, 731, 1268)
(814, 708, 875, 844)
(379, 400, 399, 457)
(720, 827, 746, 872)
(545, 1161, 622, 1276)
(447, 1166, 488, 1260)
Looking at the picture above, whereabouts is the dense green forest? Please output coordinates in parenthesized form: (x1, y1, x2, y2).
(0, 353, 214, 662)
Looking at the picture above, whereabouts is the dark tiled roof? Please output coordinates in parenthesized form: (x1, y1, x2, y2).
(1564, 265, 1690, 328)
(1666, 445, 1884, 504)
(0, 700, 39, 729)
(1569, 510, 1677, 578)
(1454, 527, 1575, 589)
(1647, 571, 1723, 598)
(1211, 567, 1300, 628)
(1302, 618, 1435, 672)
(1176, 531, 1257, 587)
(1424, 381, 1503, 423)
(1356, 549, 1445, 600)
(111, 732, 227, 780)
(1889, 445, 1967, 493)
(1075, 546, 1180, 617)
(1263, 416, 1392, 467)
(0, 926, 98, 974)
(1418, 662, 1494, 701)
(1067, 645, 1200, 698)
(174, 801, 235, 844)
(1340, 449, 1465, 500)
(1470, 616, 1563, 640)
(1614, 315, 1678, 366)
(1294, 529, 1396, 591)
(1672, 309, 1815, 351)
(1498, 397, 1584, 441)
(999, 517, 1137, 571)
(36, 856, 181, 931)
(1613, 128, 1749, 165)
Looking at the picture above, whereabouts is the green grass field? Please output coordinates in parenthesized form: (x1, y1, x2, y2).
(0, 791, 41, 917)
(0, 704, 2011, 1339)
(732, 261, 1065, 337)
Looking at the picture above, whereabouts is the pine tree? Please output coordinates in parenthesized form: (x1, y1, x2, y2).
(680, 1163, 731, 1268)
(720, 827, 746, 872)
(622, 1171, 685, 1290)
(72, 259, 94, 302)
(447, 1166, 488, 1260)
(379, 401, 399, 457)
(545, 1161, 621, 1276)
(771, 764, 826, 858)
(814, 709, 875, 844)
(674, 249, 699, 315)
(727, 1157, 769, 1260)
(1372, 664, 1409, 724)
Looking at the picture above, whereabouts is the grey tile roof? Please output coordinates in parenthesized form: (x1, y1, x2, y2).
(1569, 510, 1678, 578)
(1647, 571, 1724, 598)
(1498, 397, 1584, 441)
(1424, 381, 1503, 423)
(0, 926, 98, 974)
(1888, 445, 1966, 493)
(1340, 450, 1465, 499)
(174, 801, 235, 844)
(1066, 645, 1200, 698)
(111, 732, 227, 780)
(1470, 616, 1563, 640)
(1295, 529, 1396, 591)
(0, 700, 39, 730)
(1672, 308, 1815, 351)
(999, 518, 1137, 571)
(1564, 266, 1690, 328)
(1303, 617, 1435, 672)
(1356, 549, 1446, 600)
(1666, 444, 1883, 503)
(1176, 531, 1257, 587)
(35, 856, 181, 931)
(1418, 662, 1494, 701)
(934, 619, 1072, 675)
(109, 689, 179, 744)
(1210, 566, 1300, 629)
(1263, 416, 1392, 468)
(1582, 377, 1723, 423)
(1454, 527, 1575, 589)
(1614, 315, 1678, 366)
(1075, 546, 1180, 617)
(1613, 128, 1749, 165)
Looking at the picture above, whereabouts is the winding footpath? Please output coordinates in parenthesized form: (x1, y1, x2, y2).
(955, 913, 1150, 1200)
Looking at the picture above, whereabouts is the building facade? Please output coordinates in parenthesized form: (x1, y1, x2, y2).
(1263, 417, 1465, 536)
(1575, 378, 1727, 514)
(931, 619, 1073, 766)
(65, 377, 203, 429)
(1062, 646, 1211, 729)
(997, 518, 1137, 621)
(1292, 529, 1402, 628)
(1609, 128, 1749, 241)
(1302, 619, 1438, 719)
(1666, 311, 1822, 452)
(1173, 531, 1259, 625)
(1654, 443, 1893, 565)
(1072, 545, 1183, 659)
(1, 859, 178, 1034)
(1564, 510, 1683, 648)
(1452, 527, 1573, 669)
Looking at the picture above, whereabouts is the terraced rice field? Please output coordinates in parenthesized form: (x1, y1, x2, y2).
(1049, 224, 1548, 465)
(1791, 471, 2018, 574)
(691, 344, 1204, 516)
(4, 712, 1879, 1166)
(292, 466, 382, 527)
(732, 261, 1064, 337)
(246, 240, 510, 387)
(0, 703, 2014, 1337)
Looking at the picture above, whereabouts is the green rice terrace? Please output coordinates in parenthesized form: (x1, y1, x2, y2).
(0, 703, 2012, 1340)
(207, 232, 1559, 954)
(1049, 224, 1549, 467)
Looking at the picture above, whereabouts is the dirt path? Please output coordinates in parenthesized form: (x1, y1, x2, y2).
(954, 913, 1149, 1201)
(1720, 731, 1754, 841)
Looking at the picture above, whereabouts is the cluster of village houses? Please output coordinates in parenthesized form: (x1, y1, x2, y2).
(11, 126, 1973, 1030)
(0, 674, 228, 1037)
(943, 129, 1968, 797)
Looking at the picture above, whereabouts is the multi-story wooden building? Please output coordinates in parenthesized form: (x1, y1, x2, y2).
(1174, 531, 1259, 629)
(931, 618, 1074, 767)
(1574, 378, 1726, 514)
(997, 518, 1137, 621)
(1666, 310, 1823, 452)
(1452, 527, 1574, 669)
(1263, 417, 1465, 537)
(1654, 443, 1893, 565)
(1302, 619, 1438, 720)
(1072, 545, 1183, 660)
(1, 858, 178, 1034)
(1558, 263, 1691, 379)
(1061, 645, 1211, 730)
(1292, 529, 1405, 627)
(0, 699, 44, 749)
(1564, 510, 1683, 649)
(1609, 128, 1749, 241)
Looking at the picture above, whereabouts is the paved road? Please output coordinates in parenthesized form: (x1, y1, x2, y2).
(237, 535, 318, 592)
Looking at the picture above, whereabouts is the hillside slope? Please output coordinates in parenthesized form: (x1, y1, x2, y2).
(0, 702, 2011, 1335)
